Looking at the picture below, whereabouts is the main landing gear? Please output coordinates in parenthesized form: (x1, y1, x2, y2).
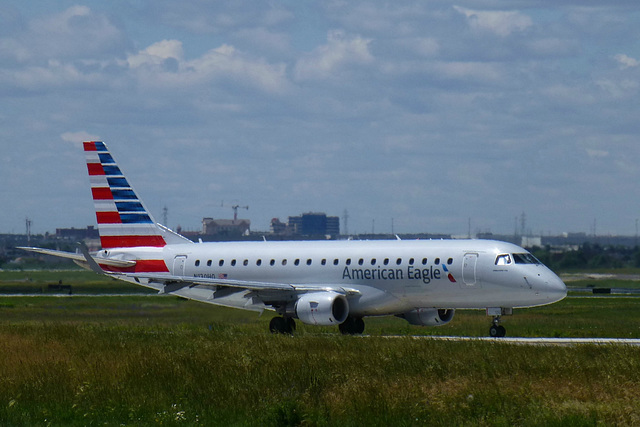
(338, 317, 365, 335)
(269, 316, 366, 335)
(269, 316, 296, 334)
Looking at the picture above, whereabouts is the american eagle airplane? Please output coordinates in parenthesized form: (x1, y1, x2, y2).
(20, 141, 567, 337)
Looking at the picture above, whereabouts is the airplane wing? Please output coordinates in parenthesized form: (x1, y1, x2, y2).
(114, 271, 361, 313)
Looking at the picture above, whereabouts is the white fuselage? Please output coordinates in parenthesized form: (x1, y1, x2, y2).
(106, 239, 567, 317)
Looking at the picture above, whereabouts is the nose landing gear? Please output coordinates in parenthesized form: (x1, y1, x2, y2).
(487, 307, 512, 338)
(489, 316, 506, 337)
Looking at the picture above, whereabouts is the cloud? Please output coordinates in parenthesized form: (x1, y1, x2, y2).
(454, 6, 532, 37)
(61, 131, 101, 145)
(294, 30, 373, 81)
(586, 148, 609, 158)
(126, 40, 289, 94)
(1, 5, 126, 63)
(127, 39, 184, 68)
(614, 53, 639, 69)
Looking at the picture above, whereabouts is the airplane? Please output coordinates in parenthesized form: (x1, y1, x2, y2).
(20, 141, 567, 337)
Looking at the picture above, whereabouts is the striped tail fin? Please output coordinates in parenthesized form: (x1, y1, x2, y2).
(84, 141, 189, 249)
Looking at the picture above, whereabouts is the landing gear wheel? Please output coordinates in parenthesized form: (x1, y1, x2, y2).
(489, 324, 506, 338)
(339, 317, 365, 335)
(286, 317, 296, 332)
(269, 316, 294, 334)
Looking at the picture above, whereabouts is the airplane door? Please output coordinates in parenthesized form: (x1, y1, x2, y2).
(173, 255, 187, 276)
(462, 253, 478, 286)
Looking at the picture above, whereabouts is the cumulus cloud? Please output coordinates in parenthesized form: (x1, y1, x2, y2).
(127, 39, 184, 69)
(454, 6, 532, 37)
(61, 131, 101, 144)
(1, 5, 125, 63)
(127, 40, 288, 93)
(614, 53, 639, 69)
(294, 30, 373, 81)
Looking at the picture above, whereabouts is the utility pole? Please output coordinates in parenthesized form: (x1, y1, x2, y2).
(25, 217, 32, 244)
(162, 206, 168, 226)
(342, 209, 349, 236)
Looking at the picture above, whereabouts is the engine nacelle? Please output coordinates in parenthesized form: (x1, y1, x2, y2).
(295, 292, 349, 326)
(399, 308, 455, 326)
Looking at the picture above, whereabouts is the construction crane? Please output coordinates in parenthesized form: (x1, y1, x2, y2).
(221, 201, 249, 222)
(231, 205, 249, 222)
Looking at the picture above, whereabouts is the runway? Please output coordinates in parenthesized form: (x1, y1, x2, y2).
(389, 335, 640, 346)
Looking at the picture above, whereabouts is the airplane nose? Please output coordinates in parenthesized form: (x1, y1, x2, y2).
(544, 274, 567, 302)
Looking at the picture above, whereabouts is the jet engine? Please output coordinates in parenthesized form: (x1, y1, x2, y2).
(399, 308, 455, 326)
(295, 292, 349, 326)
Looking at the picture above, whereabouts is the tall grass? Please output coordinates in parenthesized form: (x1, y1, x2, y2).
(1, 295, 640, 425)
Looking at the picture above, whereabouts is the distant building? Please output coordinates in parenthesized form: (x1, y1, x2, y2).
(271, 212, 340, 237)
(270, 218, 288, 235)
(56, 226, 99, 240)
(202, 217, 250, 237)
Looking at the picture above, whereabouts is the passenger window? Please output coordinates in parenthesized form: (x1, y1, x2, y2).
(256, 259, 262, 266)
(321, 259, 327, 265)
(409, 258, 414, 265)
(383, 258, 389, 265)
(195, 260, 200, 267)
(243, 259, 248, 266)
(270, 259, 275, 266)
(434, 258, 440, 265)
(333, 259, 339, 265)
(396, 258, 402, 265)
(307, 259, 312, 266)
(371, 258, 376, 265)
(358, 258, 364, 265)
(346, 258, 351, 265)
(422, 258, 428, 265)
(294, 259, 300, 266)
(282, 259, 287, 266)
(231, 259, 236, 266)
(207, 260, 212, 267)
(219, 260, 224, 267)
(447, 258, 453, 265)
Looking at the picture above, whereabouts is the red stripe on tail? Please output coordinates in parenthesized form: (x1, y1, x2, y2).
(87, 163, 105, 175)
(91, 188, 113, 200)
(100, 235, 166, 249)
(96, 212, 122, 224)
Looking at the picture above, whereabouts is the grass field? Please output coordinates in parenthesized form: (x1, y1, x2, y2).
(1, 271, 640, 425)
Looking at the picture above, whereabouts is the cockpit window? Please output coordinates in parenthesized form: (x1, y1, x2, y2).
(495, 254, 512, 265)
(512, 253, 540, 264)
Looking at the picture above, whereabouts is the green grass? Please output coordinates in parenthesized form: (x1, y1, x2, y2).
(0, 270, 154, 294)
(2, 271, 640, 425)
(1, 295, 640, 425)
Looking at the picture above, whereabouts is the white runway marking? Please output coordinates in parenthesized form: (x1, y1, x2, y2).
(390, 336, 640, 346)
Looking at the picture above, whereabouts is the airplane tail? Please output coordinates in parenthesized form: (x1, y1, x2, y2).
(84, 141, 190, 249)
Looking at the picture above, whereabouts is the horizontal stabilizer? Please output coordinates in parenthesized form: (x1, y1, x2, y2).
(17, 246, 136, 268)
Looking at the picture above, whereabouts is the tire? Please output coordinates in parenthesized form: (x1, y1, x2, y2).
(269, 316, 287, 334)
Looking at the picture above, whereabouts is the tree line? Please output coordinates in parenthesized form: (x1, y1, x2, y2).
(532, 243, 640, 271)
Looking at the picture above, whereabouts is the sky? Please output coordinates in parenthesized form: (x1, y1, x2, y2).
(1, 1, 640, 237)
